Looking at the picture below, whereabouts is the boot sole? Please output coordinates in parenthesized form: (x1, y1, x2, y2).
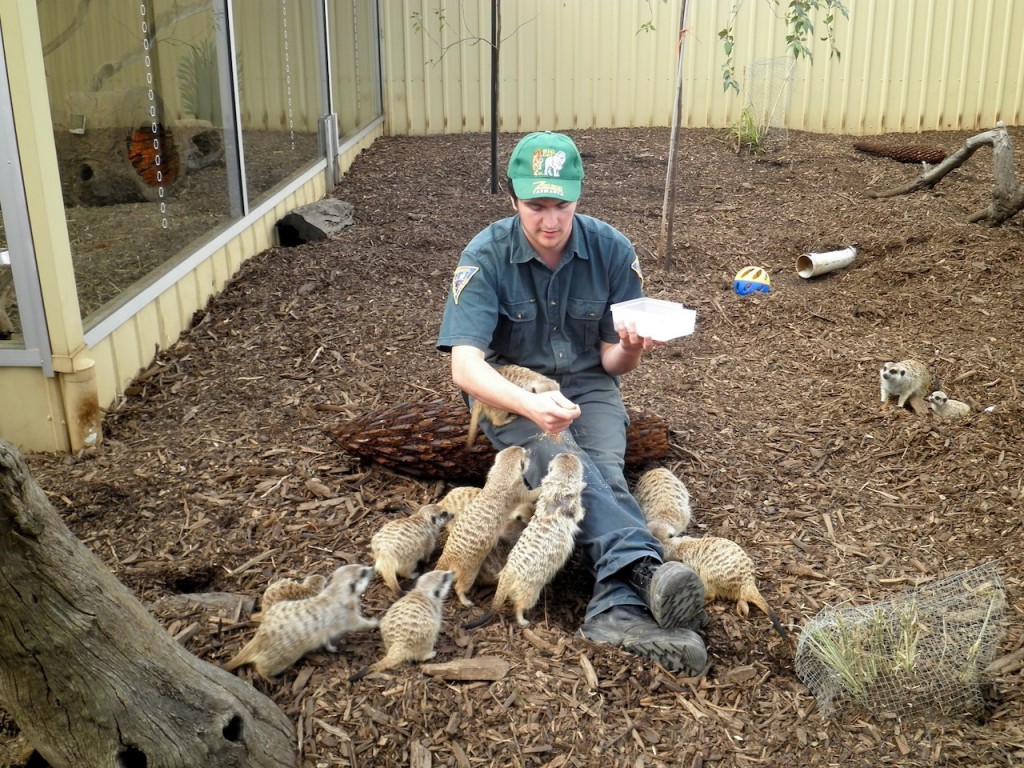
(622, 627, 708, 675)
(649, 562, 707, 630)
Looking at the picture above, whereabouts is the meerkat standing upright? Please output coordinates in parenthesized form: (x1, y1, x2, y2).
(879, 359, 936, 408)
(435, 445, 533, 606)
(223, 564, 378, 678)
(465, 364, 560, 448)
(926, 390, 972, 419)
(632, 467, 692, 541)
(465, 452, 587, 628)
(349, 569, 454, 681)
(661, 535, 787, 640)
(476, 499, 535, 586)
(370, 503, 452, 594)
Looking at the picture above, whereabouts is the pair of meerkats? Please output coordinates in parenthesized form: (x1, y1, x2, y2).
(633, 467, 788, 640)
(223, 563, 457, 681)
(879, 359, 971, 419)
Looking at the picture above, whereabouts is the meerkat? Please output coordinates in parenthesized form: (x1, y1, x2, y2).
(435, 445, 533, 606)
(437, 485, 482, 516)
(632, 467, 692, 541)
(465, 364, 560, 448)
(476, 500, 535, 586)
(224, 564, 378, 678)
(465, 452, 587, 628)
(370, 503, 452, 594)
(349, 569, 454, 681)
(259, 573, 328, 613)
(879, 359, 937, 408)
(926, 390, 972, 420)
(661, 535, 787, 640)
(435, 490, 537, 574)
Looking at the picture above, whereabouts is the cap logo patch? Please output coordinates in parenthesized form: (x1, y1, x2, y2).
(451, 265, 479, 305)
(531, 180, 565, 196)
(531, 149, 567, 177)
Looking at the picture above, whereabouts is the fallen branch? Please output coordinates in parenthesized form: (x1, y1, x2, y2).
(869, 122, 1024, 226)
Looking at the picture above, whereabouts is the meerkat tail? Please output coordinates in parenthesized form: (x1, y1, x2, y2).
(223, 641, 256, 672)
(348, 665, 372, 683)
(462, 610, 495, 630)
(379, 568, 403, 595)
(466, 404, 483, 449)
(740, 585, 788, 640)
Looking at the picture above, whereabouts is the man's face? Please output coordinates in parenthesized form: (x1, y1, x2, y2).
(512, 196, 577, 256)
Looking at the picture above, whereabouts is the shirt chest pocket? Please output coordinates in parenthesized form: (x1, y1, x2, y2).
(495, 299, 538, 359)
(566, 297, 604, 350)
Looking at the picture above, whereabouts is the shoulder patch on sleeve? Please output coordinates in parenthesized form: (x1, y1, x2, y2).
(630, 256, 644, 286)
(451, 266, 479, 305)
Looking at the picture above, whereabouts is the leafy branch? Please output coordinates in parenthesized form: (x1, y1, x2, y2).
(718, 0, 848, 93)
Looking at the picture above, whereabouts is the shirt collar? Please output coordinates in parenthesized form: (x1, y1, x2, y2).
(509, 215, 588, 264)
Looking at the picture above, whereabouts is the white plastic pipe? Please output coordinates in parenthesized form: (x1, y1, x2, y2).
(796, 246, 857, 278)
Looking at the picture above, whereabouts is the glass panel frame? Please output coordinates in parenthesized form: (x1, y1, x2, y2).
(0, 25, 54, 374)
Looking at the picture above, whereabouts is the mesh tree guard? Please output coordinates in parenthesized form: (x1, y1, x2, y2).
(795, 562, 1006, 718)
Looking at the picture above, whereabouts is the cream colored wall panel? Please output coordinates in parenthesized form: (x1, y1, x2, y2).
(0, 370, 68, 453)
(383, 0, 1024, 136)
(88, 337, 120, 414)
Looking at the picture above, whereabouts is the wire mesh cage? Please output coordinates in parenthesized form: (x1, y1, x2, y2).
(795, 561, 1006, 719)
(743, 56, 800, 152)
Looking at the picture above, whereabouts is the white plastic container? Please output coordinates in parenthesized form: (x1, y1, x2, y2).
(610, 298, 696, 341)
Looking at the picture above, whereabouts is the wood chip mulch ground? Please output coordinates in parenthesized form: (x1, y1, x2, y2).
(4, 125, 1024, 767)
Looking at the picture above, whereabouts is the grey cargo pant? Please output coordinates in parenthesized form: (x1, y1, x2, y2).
(476, 370, 664, 621)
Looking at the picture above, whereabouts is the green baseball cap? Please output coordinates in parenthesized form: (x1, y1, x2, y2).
(507, 131, 584, 202)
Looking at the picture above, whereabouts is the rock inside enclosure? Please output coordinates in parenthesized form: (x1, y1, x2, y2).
(276, 200, 355, 246)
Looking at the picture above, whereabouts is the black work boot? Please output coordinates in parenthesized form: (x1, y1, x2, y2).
(577, 605, 708, 676)
(626, 558, 708, 631)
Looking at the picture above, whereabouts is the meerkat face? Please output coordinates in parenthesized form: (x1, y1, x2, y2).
(881, 362, 907, 383)
(926, 391, 948, 406)
(419, 569, 454, 599)
(335, 564, 374, 596)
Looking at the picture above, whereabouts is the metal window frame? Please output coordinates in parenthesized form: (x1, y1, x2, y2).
(0, 21, 54, 376)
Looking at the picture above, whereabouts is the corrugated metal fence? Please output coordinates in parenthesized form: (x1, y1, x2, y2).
(380, 0, 1024, 136)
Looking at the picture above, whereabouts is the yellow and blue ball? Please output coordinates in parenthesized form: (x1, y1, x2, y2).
(733, 266, 771, 296)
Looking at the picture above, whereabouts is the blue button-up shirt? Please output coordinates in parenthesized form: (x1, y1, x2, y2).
(437, 213, 644, 376)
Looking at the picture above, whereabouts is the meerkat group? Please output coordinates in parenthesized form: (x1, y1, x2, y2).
(464, 452, 586, 628)
(224, 564, 377, 678)
(879, 358, 973, 419)
(465, 364, 560, 448)
(435, 445, 535, 606)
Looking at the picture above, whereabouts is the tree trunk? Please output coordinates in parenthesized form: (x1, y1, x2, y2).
(870, 122, 1024, 226)
(0, 440, 294, 768)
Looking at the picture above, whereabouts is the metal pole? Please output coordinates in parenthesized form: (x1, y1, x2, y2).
(659, 0, 690, 270)
(490, 0, 500, 194)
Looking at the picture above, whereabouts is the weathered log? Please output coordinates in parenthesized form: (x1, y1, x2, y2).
(325, 398, 671, 482)
(0, 440, 294, 768)
(869, 122, 1024, 226)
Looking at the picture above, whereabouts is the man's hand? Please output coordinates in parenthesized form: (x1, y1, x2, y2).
(525, 390, 581, 434)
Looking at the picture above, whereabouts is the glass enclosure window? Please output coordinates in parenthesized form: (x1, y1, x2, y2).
(0, 204, 15, 343)
(330, 0, 382, 138)
(232, 0, 323, 205)
(37, 1, 238, 321)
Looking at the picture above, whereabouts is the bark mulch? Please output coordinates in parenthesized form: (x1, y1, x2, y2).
(4, 125, 1024, 767)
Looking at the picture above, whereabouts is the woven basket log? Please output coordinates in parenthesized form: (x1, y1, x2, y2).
(325, 399, 669, 482)
(853, 140, 947, 165)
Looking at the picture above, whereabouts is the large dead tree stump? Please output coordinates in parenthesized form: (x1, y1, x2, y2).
(869, 122, 1024, 225)
(0, 440, 294, 768)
